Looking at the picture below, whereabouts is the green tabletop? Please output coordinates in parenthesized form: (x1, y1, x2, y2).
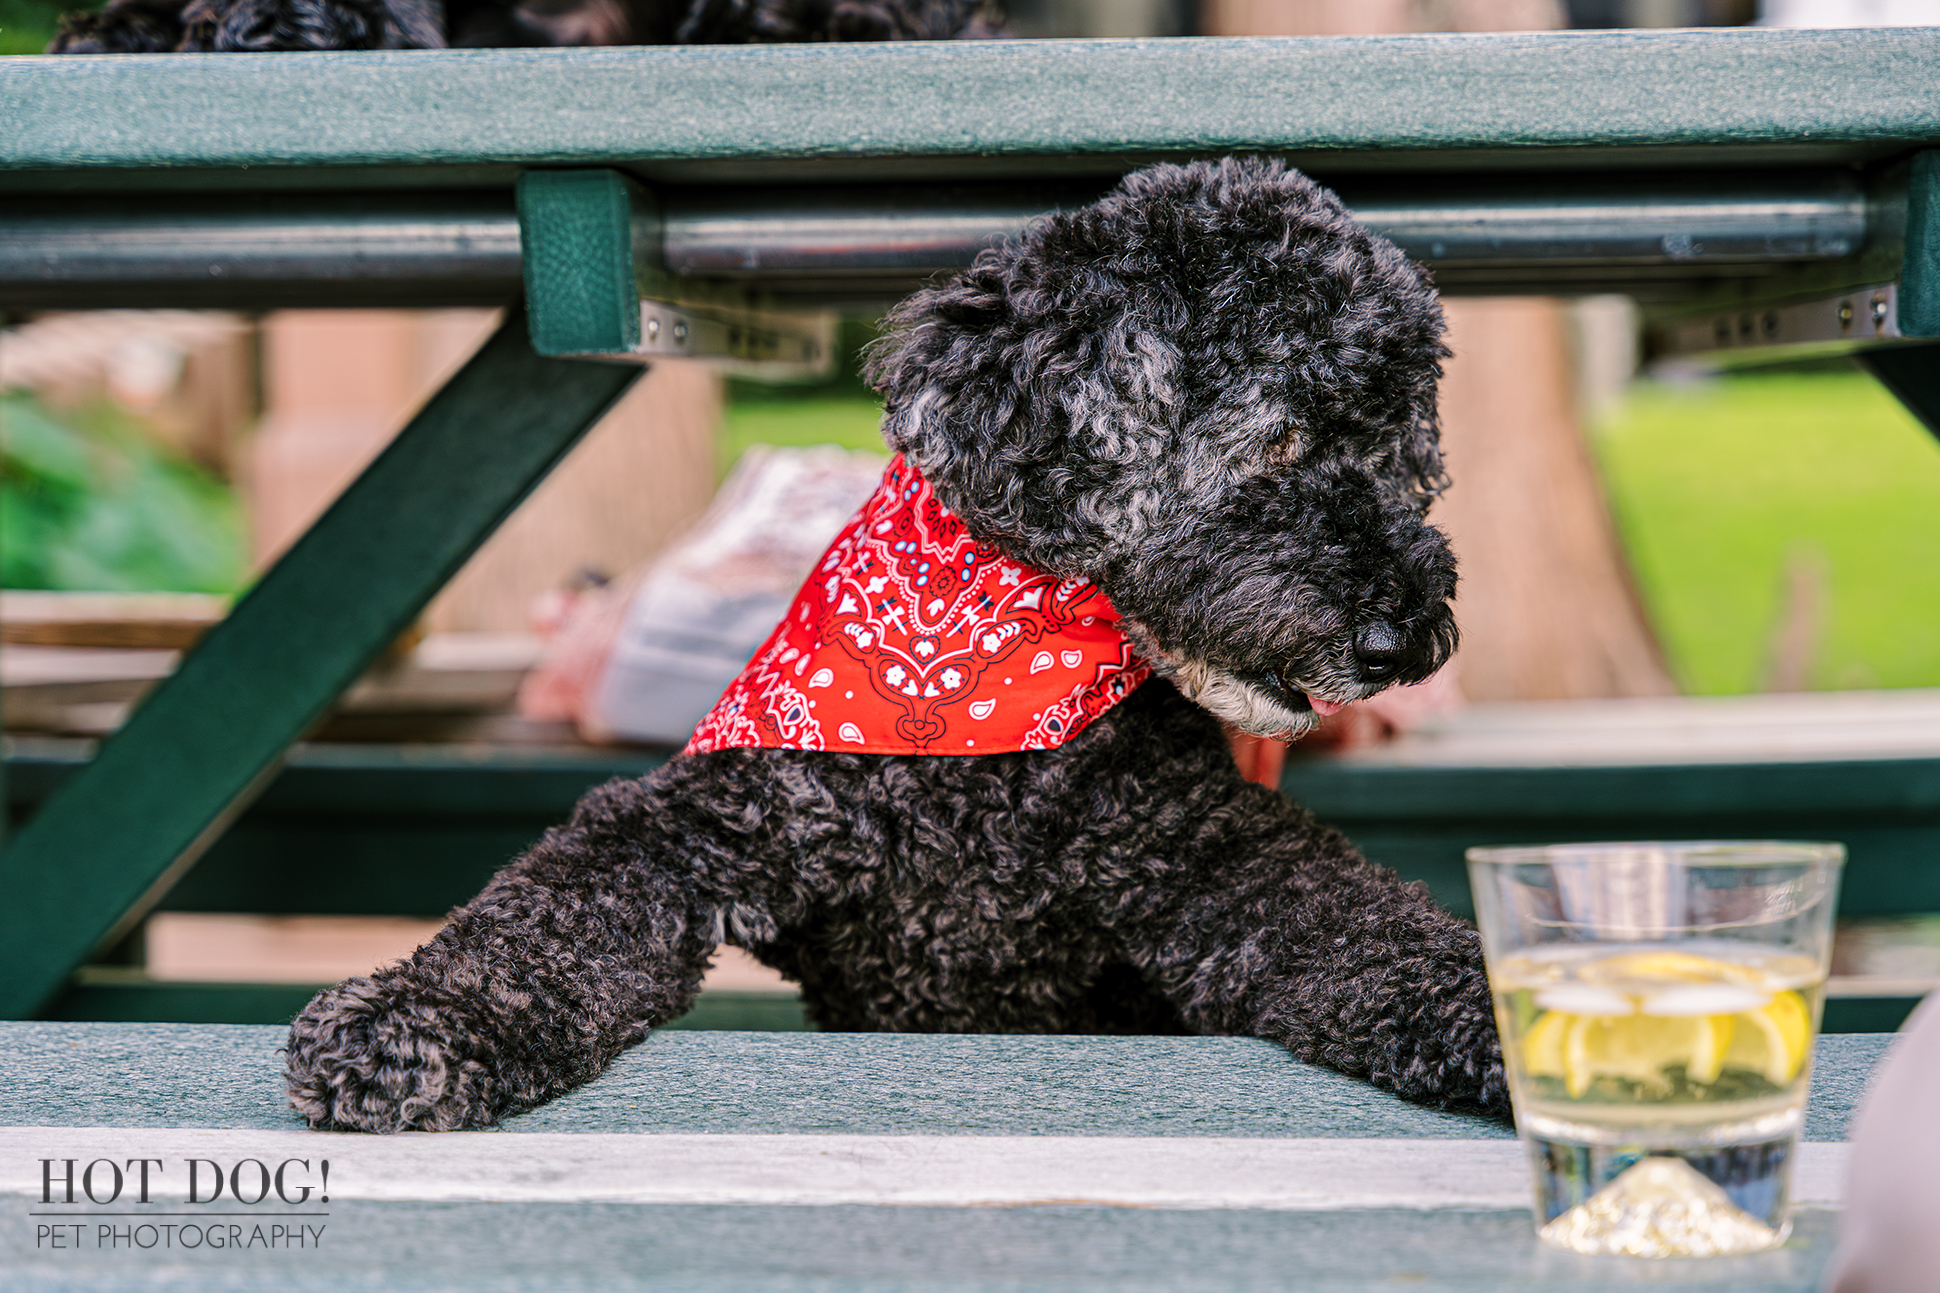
(0, 1025, 1897, 1291)
(6, 28, 1940, 192)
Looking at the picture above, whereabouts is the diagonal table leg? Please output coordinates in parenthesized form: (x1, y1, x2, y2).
(1857, 342, 1940, 443)
(0, 308, 642, 1019)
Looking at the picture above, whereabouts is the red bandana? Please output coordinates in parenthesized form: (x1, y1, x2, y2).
(685, 455, 1151, 756)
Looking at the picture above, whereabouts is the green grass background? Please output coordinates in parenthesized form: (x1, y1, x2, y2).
(1593, 369, 1940, 694)
(718, 393, 888, 476)
(0, 0, 63, 52)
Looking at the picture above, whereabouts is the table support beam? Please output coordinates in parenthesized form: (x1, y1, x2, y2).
(0, 309, 642, 1019)
(1856, 342, 1940, 443)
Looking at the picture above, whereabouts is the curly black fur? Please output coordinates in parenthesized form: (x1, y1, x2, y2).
(286, 158, 1507, 1134)
(50, 0, 997, 51)
(870, 160, 1456, 733)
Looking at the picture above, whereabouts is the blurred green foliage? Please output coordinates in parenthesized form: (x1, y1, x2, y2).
(719, 315, 887, 475)
(1, 393, 247, 592)
(1594, 369, 1940, 694)
(0, 0, 66, 52)
(719, 394, 885, 476)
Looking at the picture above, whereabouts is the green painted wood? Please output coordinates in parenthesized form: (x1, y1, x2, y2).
(1897, 152, 1940, 337)
(5, 739, 666, 819)
(40, 980, 324, 1025)
(1822, 997, 1921, 1033)
(0, 1025, 1881, 1289)
(39, 982, 809, 1031)
(6, 740, 666, 918)
(1336, 820, 1940, 923)
(658, 991, 809, 1032)
(516, 169, 640, 355)
(1281, 756, 1940, 821)
(1857, 342, 1940, 442)
(0, 315, 643, 1022)
(0, 1198, 1846, 1293)
(155, 823, 565, 917)
(0, 1024, 1887, 1141)
(6, 30, 1940, 193)
(1283, 756, 1940, 920)
(11, 744, 1940, 922)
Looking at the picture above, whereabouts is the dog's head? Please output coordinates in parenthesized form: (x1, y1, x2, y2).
(866, 157, 1457, 739)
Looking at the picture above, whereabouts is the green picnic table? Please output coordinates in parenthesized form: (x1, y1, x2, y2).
(6, 26, 1940, 1025)
(3, 28, 1938, 1291)
(0, 1023, 1898, 1291)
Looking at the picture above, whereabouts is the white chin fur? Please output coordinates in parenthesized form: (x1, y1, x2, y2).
(1162, 658, 1320, 740)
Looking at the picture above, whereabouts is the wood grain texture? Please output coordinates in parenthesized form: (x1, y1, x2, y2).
(0, 1127, 1853, 1208)
(0, 1199, 1846, 1292)
(0, 1027, 1880, 1290)
(0, 1024, 1887, 1142)
(5, 30, 1940, 189)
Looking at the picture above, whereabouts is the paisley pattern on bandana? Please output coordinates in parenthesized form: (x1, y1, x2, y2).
(685, 455, 1151, 756)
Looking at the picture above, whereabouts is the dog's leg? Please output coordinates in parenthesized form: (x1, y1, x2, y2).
(1098, 734, 1507, 1112)
(285, 760, 760, 1132)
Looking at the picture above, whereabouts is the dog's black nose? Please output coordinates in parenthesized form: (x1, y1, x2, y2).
(1353, 621, 1407, 682)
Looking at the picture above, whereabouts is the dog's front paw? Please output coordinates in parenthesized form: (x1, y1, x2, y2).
(286, 977, 504, 1133)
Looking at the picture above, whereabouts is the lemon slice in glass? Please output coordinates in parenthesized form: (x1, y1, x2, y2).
(1578, 951, 1759, 986)
(1554, 1014, 1736, 1098)
(1524, 1009, 1572, 1080)
(1720, 991, 1813, 1085)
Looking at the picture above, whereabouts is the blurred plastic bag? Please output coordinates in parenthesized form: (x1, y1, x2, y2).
(519, 445, 886, 745)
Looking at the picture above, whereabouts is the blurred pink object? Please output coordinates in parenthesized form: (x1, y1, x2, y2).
(515, 571, 641, 727)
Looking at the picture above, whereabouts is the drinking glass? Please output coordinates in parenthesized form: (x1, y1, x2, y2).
(1468, 840, 1844, 1257)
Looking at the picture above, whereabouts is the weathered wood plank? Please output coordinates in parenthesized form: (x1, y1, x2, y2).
(0, 1025, 1887, 1142)
(0, 1200, 1847, 1293)
(0, 1028, 1881, 1290)
(0, 1128, 1852, 1210)
(5, 30, 1940, 191)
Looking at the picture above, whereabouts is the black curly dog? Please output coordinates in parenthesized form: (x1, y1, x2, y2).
(50, 0, 996, 52)
(284, 158, 1509, 1132)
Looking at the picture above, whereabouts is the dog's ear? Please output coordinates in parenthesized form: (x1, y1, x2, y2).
(867, 157, 1448, 575)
